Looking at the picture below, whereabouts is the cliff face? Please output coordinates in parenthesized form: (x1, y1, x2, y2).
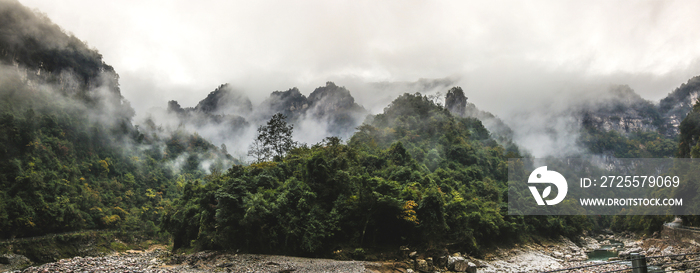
(445, 86, 467, 117)
(0, 0, 131, 118)
(579, 85, 661, 134)
(659, 76, 700, 136)
(575, 80, 700, 139)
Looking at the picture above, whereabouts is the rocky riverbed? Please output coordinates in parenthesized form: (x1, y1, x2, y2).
(3, 245, 380, 273)
(5, 228, 700, 273)
(468, 230, 700, 273)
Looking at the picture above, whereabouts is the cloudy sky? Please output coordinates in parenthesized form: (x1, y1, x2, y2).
(19, 0, 700, 119)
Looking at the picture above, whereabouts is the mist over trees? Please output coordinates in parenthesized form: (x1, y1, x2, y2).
(248, 113, 295, 162)
(6, 0, 700, 263)
(153, 81, 369, 161)
(0, 0, 232, 239)
(162, 92, 593, 255)
(445, 86, 467, 117)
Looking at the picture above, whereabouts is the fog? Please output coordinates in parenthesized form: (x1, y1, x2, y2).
(18, 0, 700, 158)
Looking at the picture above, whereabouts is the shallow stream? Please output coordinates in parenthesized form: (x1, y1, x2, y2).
(585, 239, 662, 272)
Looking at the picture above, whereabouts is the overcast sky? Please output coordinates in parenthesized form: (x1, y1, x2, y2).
(18, 0, 700, 119)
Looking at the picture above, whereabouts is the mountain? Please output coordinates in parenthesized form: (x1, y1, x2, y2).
(578, 79, 700, 139)
(257, 87, 309, 119)
(256, 81, 367, 124)
(578, 85, 661, 133)
(0, 0, 231, 239)
(441, 79, 699, 159)
(445, 86, 519, 154)
(165, 84, 251, 141)
(303, 82, 368, 137)
(0, 0, 128, 117)
(161, 81, 369, 158)
(573, 85, 676, 158)
(163, 92, 590, 255)
(193, 84, 253, 115)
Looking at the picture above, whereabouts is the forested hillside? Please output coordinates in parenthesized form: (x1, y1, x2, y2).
(0, 0, 231, 239)
(6, 0, 700, 264)
(162, 93, 589, 256)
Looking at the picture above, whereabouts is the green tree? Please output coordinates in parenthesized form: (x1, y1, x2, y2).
(256, 113, 295, 161)
(679, 99, 700, 158)
(248, 126, 271, 162)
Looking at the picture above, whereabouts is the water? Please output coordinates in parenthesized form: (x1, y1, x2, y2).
(587, 240, 624, 261)
(585, 239, 663, 272)
(587, 249, 619, 261)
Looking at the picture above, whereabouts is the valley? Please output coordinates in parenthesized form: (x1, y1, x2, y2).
(2, 0, 700, 272)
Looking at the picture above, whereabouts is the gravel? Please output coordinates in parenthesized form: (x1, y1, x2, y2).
(9, 249, 379, 273)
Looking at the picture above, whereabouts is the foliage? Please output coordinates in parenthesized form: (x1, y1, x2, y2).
(164, 93, 589, 256)
(248, 113, 295, 162)
(0, 69, 231, 239)
(678, 99, 700, 158)
(0, 1, 232, 239)
(579, 126, 677, 158)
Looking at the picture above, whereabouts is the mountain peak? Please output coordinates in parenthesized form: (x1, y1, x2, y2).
(194, 83, 253, 115)
(307, 82, 362, 114)
(258, 87, 309, 119)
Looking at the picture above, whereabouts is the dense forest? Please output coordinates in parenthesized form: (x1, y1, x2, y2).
(3, 0, 700, 262)
(162, 92, 589, 256)
(0, 0, 232, 239)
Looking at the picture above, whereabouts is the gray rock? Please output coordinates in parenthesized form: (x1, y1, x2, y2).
(628, 247, 643, 254)
(661, 246, 674, 256)
(467, 262, 477, 273)
(448, 256, 469, 272)
(0, 254, 31, 266)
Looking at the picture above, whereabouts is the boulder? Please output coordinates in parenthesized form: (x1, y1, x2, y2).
(415, 259, 430, 272)
(661, 246, 674, 256)
(409, 251, 419, 259)
(628, 247, 643, 254)
(646, 246, 659, 254)
(435, 256, 448, 268)
(467, 262, 478, 273)
(0, 254, 30, 267)
(448, 256, 469, 272)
